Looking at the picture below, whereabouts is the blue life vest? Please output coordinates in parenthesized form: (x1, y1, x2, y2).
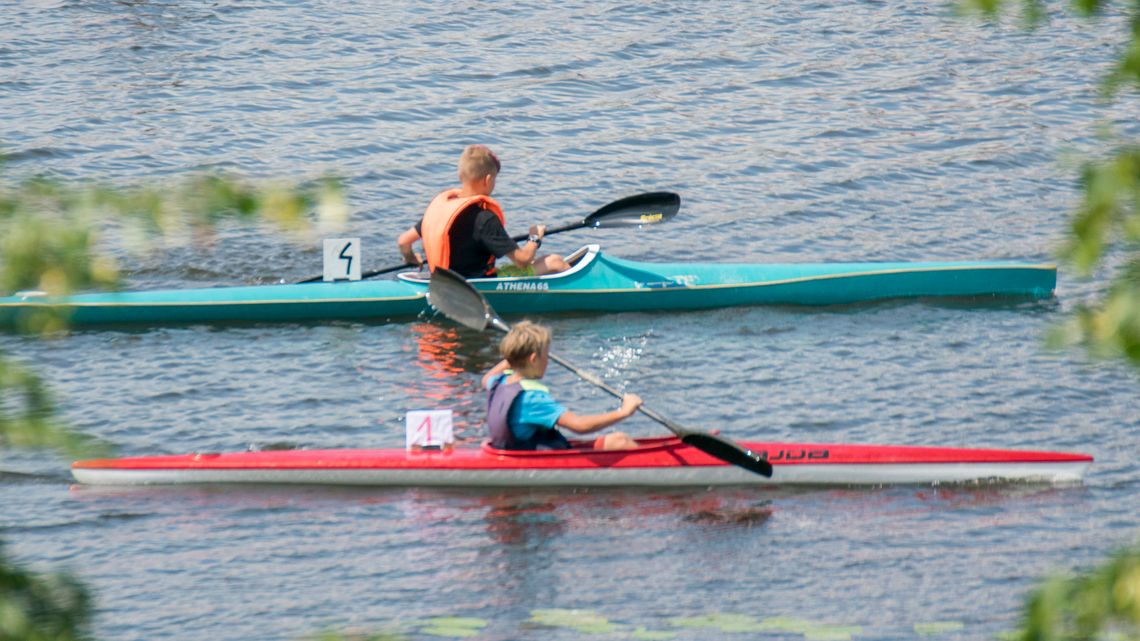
(486, 373, 570, 451)
(486, 375, 524, 449)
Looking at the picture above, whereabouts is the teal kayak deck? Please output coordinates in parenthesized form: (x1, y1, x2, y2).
(453, 247, 1057, 313)
(0, 245, 1056, 328)
(0, 279, 427, 327)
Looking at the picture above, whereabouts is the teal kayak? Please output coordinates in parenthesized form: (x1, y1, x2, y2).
(0, 245, 1056, 329)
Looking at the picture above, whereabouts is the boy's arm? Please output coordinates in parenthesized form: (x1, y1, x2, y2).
(483, 218, 544, 266)
(504, 240, 539, 267)
(396, 226, 423, 266)
(556, 393, 642, 434)
(481, 359, 510, 389)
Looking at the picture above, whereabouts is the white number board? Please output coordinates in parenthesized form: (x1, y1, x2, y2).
(405, 409, 454, 450)
(323, 238, 362, 281)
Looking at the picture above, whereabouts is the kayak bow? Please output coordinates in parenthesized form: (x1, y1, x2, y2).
(71, 436, 1091, 487)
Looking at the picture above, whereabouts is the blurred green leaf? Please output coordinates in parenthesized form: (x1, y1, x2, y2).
(955, 0, 1046, 26)
(0, 163, 350, 641)
(1010, 548, 1140, 640)
(0, 167, 347, 463)
(631, 627, 677, 640)
(0, 542, 92, 641)
(954, 1, 1140, 634)
(914, 621, 965, 635)
(0, 354, 108, 459)
(961, 3, 1140, 370)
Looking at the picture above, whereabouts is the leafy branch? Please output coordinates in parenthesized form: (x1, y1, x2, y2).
(0, 169, 346, 454)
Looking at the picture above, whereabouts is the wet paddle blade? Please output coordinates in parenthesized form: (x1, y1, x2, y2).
(681, 433, 773, 477)
(427, 268, 492, 331)
(584, 191, 681, 228)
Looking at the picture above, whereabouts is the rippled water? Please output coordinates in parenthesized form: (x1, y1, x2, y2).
(3, 1, 1140, 640)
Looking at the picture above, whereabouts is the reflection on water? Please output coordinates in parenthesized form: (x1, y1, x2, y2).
(400, 322, 501, 441)
(409, 322, 469, 384)
(483, 497, 566, 548)
(51, 477, 1105, 640)
(683, 504, 773, 526)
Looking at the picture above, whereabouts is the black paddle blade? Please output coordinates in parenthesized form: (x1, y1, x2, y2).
(585, 191, 681, 228)
(427, 268, 492, 331)
(681, 433, 773, 477)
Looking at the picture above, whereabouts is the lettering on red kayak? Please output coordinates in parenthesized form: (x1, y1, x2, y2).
(494, 281, 549, 291)
(757, 449, 830, 462)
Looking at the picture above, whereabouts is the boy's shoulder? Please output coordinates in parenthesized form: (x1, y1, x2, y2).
(485, 373, 552, 395)
(519, 379, 551, 394)
(473, 206, 506, 226)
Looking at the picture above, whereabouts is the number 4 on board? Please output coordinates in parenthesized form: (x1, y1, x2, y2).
(323, 238, 362, 282)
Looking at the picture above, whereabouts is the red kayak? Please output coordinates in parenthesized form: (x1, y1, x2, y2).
(71, 436, 1092, 487)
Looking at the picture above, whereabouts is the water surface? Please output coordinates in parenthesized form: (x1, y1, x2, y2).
(2, 2, 1139, 640)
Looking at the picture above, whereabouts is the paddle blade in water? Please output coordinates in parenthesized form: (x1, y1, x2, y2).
(681, 433, 773, 477)
(428, 268, 491, 331)
(586, 192, 681, 228)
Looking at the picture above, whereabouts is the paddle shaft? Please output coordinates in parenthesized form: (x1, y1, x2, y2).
(297, 191, 679, 284)
(487, 317, 693, 438)
(297, 217, 591, 283)
(514, 219, 590, 240)
(296, 262, 412, 284)
(510, 330, 771, 476)
(546, 352, 691, 437)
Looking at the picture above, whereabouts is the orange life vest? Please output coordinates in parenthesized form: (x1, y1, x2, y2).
(420, 189, 506, 274)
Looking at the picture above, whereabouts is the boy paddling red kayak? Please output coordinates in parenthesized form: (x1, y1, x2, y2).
(426, 266, 775, 477)
(483, 320, 641, 452)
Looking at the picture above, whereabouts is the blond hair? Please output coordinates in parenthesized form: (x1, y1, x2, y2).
(500, 320, 551, 368)
(458, 144, 501, 182)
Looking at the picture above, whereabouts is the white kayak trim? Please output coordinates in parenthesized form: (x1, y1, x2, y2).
(71, 460, 1090, 488)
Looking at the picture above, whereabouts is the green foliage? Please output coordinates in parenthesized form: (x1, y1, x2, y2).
(418, 617, 487, 638)
(0, 542, 91, 641)
(914, 621, 966, 635)
(0, 171, 346, 299)
(956, 0, 1047, 25)
(0, 166, 347, 640)
(960, 0, 1140, 94)
(956, 4, 1140, 641)
(1010, 548, 1140, 640)
(958, 0, 1140, 369)
(1103, 12, 1140, 95)
(0, 169, 345, 459)
(0, 356, 105, 458)
(1064, 147, 1140, 275)
(1048, 146, 1140, 365)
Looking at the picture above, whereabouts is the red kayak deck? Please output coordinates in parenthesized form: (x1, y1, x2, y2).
(71, 437, 1093, 487)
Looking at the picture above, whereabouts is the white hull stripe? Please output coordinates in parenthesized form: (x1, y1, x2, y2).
(71, 461, 1090, 487)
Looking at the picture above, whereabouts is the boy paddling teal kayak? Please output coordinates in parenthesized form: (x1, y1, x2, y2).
(397, 145, 570, 278)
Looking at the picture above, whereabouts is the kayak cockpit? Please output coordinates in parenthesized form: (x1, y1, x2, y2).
(481, 435, 686, 458)
(396, 244, 601, 285)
